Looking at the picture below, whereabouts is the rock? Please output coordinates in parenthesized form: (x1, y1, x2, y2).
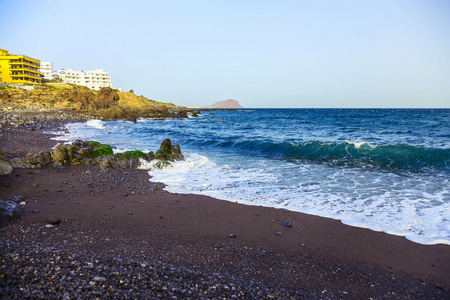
(283, 222, 292, 228)
(229, 234, 236, 238)
(172, 144, 183, 160)
(95, 88, 119, 109)
(11, 195, 26, 203)
(160, 138, 173, 152)
(66, 144, 81, 160)
(153, 160, 171, 169)
(92, 276, 107, 282)
(99, 158, 119, 170)
(39, 151, 52, 166)
(275, 232, 282, 236)
(70, 154, 88, 165)
(47, 217, 61, 225)
(8, 157, 27, 168)
(128, 159, 139, 169)
(154, 139, 184, 162)
(0, 152, 13, 175)
(2, 135, 181, 175)
(0, 199, 23, 227)
(53, 145, 70, 166)
(77, 148, 96, 158)
(22, 151, 52, 168)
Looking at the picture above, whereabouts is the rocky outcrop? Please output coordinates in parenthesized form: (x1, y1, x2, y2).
(9, 152, 52, 169)
(0, 87, 191, 120)
(0, 105, 91, 132)
(154, 139, 184, 161)
(1, 139, 183, 174)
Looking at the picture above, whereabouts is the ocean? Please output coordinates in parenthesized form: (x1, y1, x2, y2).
(55, 109, 450, 245)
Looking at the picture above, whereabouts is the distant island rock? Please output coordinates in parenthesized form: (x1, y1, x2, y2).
(204, 99, 243, 109)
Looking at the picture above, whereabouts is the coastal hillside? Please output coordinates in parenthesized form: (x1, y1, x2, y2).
(204, 99, 243, 109)
(0, 86, 190, 119)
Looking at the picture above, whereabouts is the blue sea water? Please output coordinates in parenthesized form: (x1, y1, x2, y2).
(56, 109, 450, 245)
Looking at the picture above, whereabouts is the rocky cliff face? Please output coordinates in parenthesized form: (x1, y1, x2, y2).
(204, 99, 243, 109)
(0, 88, 190, 120)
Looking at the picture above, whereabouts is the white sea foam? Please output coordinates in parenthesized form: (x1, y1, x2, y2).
(53, 120, 108, 141)
(86, 119, 105, 129)
(346, 141, 373, 149)
(86, 119, 106, 129)
(143, 150, 450, 245)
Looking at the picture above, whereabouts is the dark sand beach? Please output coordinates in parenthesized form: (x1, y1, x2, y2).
(1, 114, 449, 299)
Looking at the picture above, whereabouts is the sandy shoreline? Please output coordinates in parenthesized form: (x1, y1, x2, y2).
(1, 114, 449, 298)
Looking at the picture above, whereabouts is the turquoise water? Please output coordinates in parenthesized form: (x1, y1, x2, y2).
(57, 109, 450, 245)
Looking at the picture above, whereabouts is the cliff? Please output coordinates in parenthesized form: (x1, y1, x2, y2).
(0, 87, 190, 120)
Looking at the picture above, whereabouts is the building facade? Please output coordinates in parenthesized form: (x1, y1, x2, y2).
(0, 48, 42, 87)
(39, 62, 55, 80)
(55, 69, 112, 90)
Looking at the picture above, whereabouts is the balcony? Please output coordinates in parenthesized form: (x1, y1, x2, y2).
(11, 76, 41, 83)
(11, 72, 41, 78)
(10, 65, 40, 73)
(9, 59, 40, 68)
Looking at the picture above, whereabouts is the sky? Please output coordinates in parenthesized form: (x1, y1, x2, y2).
(1, 0, 449, 108)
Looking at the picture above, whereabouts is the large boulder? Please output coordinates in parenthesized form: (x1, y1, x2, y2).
(52, 144, 70, 166)
(154, 139, 184, 161)
(24, 151, 52, 167)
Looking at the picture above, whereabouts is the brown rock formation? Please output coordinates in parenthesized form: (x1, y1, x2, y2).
(0, 87, 191, 120)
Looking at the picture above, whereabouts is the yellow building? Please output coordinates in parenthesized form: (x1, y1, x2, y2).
(0, 48, 42, 87)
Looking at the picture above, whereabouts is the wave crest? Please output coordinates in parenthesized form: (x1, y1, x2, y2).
(217, 140, 450, 170)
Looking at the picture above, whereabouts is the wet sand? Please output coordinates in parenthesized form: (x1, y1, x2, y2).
(0, 117, 449, 299)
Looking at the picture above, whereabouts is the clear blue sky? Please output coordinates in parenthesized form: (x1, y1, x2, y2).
(1, 0, 449, 108)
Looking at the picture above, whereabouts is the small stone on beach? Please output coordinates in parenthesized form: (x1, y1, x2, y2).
(92, 276, 107, 282)
(283, 222, 292, 228)
(47, 217, 61, 225)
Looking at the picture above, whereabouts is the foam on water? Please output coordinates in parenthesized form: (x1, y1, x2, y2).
(86, 119, 106, 129)
(141, 150, 450, 245)
(53, 120, 106, 141)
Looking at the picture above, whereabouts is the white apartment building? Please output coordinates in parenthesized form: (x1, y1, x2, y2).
(54, 68, 112, 90)
(40, 62, 56, 80)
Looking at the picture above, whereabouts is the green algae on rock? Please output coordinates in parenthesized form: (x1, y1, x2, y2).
(1, 139, 183, 173)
